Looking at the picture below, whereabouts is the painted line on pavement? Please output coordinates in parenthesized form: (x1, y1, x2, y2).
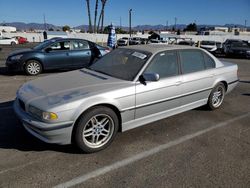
(54, 112, 250, 188)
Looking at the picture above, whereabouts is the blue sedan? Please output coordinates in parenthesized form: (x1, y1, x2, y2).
(6, 38, 110, 75)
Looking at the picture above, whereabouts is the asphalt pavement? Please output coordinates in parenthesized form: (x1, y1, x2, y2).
(0, 45, 249, 187)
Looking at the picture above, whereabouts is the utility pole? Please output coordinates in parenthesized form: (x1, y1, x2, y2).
(174, 17, 177, 31)
(245, 20, 247, 31)
(43, 14, 47, 31)
(120, 16, 122, 29)
(129, 9, 132, 37)
(166, 20, 168, 31)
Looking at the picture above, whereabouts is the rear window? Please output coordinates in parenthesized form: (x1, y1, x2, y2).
(179, 50, 205, 74)
(72, 40, 89, 50)
(204, 53, 215, 69)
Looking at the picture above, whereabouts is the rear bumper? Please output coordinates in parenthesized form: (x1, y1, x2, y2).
(13, 99, 74, 145)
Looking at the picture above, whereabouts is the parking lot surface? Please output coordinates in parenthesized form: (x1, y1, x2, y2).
(0, 45, 250, 187)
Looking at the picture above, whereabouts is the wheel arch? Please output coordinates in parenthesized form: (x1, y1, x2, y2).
(71, 103, 122, 143)
(220, 81, 228, 92)
(23, 58, 44, 70)
(212, 79, 228, 92)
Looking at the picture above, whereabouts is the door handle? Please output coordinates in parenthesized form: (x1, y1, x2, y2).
(66, 52, 69, 56)
(175, 81, 182, 86)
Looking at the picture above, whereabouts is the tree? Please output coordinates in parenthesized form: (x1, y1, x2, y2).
(93, 0, 99, 33)
(184, 23, 197, 31)
(97, 0, 107, 33)
(62, 25, 70, 32)
(86, 0, 93, 33)
(116, 28, 128, 34)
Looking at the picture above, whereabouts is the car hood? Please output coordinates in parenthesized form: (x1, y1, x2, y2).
(17, 69, 129, 109)
(9, 48, 35, 56)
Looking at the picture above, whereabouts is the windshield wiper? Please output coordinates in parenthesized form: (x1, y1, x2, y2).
(93, 70, 113, 77)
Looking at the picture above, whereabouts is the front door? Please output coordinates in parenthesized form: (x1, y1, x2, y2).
(44, 40, 72, 69)
(135, 50, 182, 119)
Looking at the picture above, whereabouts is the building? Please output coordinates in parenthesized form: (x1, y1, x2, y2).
(0, 26, 17, 32)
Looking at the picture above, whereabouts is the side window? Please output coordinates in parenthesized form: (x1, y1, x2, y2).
(72, 41, 89, 50)
(49, 41, 70, 51)
(145, 51, 179, 78)
(203, 53, 216, 69)
(179, 50, 205, 74)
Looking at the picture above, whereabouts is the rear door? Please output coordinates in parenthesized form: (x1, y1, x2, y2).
(44, 40, 72, 69)
(178, 49, 216, 106)
(70, 40, 92, 68)
(135, 50, 182, 119)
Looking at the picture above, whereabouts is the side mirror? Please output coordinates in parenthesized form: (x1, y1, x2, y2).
(45, 47, 52, 53)
(139, 73, 160, 85)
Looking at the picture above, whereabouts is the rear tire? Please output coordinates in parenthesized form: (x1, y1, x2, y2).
(74, 106, 119, 153)
(207, 83, 225, 110)
(25, 60, 42, 75)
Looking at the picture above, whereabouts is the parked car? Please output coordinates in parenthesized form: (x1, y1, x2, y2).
(148, 39, 163, 44)
(225, 41, 250, 58)
(223, 39, 243, 54)
(14, 45, 238, 153)
(15, 36, 28, 44)
(6, 38, 110, 75)
(200, 40, 218, 52)
(117, 37, 129, 46)
(178, 40, 195, 46)
(0, 37, 18, 45)
(129, 37, 142, 45)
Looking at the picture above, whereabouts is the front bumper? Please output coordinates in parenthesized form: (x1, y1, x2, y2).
(5, 58, 24, 72)
(13, 99, 74, 145)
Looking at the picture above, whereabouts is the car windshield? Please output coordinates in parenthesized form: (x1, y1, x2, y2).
(232, 42, 249, 48)
(89, 48, 151, 81)
(33, 40, 54, 50)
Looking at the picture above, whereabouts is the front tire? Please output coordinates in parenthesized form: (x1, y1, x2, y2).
(25, 60, 42, 75)
(74, 106, 119, 153)
(207, 83, 226, 110)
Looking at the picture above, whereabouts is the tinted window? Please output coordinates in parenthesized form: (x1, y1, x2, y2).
(49, 41, 70, 51)
(145, 51, 178, 78)
(201, 41, 215, 45)
(179, 50, 205, 74)
(72, 40, 89, 50)
(90, 48, 151, 81)
(204, 53, 215, 69)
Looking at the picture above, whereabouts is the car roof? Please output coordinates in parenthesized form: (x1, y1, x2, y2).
(121, 44, 198, 54)
(50, 38, 89, 42)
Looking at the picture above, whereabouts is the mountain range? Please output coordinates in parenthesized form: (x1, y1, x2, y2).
(0, 22, 249, 31)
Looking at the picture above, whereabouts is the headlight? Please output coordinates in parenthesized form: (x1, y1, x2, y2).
(29, 105, 58, 120)
(42, 112, 58, 120)
(10, 54, 23, 60)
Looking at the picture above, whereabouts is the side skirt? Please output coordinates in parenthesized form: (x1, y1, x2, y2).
(122, 99, 208, 132)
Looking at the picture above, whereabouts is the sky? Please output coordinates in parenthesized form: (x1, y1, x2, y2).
(0, 0, 249, 27)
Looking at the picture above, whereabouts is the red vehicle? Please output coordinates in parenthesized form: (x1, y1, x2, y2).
(15, 36, 28, 44)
